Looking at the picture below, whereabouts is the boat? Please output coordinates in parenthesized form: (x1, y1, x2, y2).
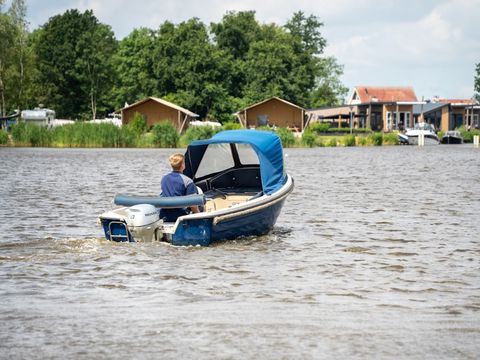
(405, 122, 439, 145)
(398, 133, 409, 145)
(441, 130, 463, 144)
(98, 130, 294, 246)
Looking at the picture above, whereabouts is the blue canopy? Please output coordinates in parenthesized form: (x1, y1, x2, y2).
(184, 130, 286, 195)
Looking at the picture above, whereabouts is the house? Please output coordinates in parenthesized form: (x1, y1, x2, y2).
(121, 97, 199, 133)
(235, 97, 306, 131)
(307, 86, 422, 131)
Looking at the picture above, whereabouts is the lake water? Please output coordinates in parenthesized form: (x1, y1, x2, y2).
(1, 145, 479, 359)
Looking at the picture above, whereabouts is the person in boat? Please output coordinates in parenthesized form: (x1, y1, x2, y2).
(160, 153, 201, 222)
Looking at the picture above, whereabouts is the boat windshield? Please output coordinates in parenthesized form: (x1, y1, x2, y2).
(194, 143, 260, 178)
(196, 143, 234, 178)
(414, 123, 434, 131)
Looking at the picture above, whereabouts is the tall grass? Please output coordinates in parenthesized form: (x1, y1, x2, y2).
(0, 129, 8, 145)
(152, 121, 179, 148)
(180, 125, 222, 146)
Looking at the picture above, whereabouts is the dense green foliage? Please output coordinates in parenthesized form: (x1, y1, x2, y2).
(344, 134, 356, 147)
(128, 112, 148, 136)
(0, 4, 348, 122)
(369, 133, 383, 146)
(152, 121, 179, 147)
(180, 125, 222, 146)
(11, 122, 137, 147)
(0, 129, 8, 144)
(458, 126, 480, 143)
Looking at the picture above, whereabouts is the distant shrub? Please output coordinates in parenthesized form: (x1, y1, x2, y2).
(222, 122, 242, 130)
(369, 132, 383, 146)
(327, 137, 337, 147)
(11, 122, 52, 147)
(152, 121, 179, 148)
(0, 129, 8, 145)
(301, 129, 316, 147)
(52, 122, 126, 147)
(344, 134, 356, 147)
(128, 112, 148, 136)
(180, 125, 220, 145)
(357, 136, 367, 146)
(383, 133, 399, 145)
(458, 126, 480, 143)
(309, 122, 330, 134)
(275, 127, 295, 147)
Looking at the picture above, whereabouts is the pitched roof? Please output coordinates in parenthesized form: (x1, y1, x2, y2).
(353, 86, 418, 103)
(122, 97, 199, 117)
(236, 96, 304, 113)
(433, 98, 478, 105)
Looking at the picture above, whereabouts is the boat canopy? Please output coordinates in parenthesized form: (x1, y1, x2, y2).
(184, 130, 286, 195)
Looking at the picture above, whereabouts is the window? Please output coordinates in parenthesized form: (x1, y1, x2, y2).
(236, 143, 259, 165)
(195, 144, 234, 178)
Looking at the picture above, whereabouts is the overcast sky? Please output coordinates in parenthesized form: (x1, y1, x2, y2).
(6, 0, 480, 100)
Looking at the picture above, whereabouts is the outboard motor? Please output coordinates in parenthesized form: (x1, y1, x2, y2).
(126, 204, 163, 242)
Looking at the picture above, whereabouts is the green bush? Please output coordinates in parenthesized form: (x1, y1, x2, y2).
(327, 137, 337, 147)
(458, 126, 480, 143)
(180, 125, 222, 145)
(301, 129, 316, 147)
(383, 133, 399, 145)
(357, 136, 367, 146)
(309, 122, 330, 134)
(275, 127, 295, 148)
(152, 121, 179, 148)
(222, 122, 242, 130)
(344, 134, 356, 147)
(369, 132, 383, 146)
(0, 129, 8, 144)
(128, 112, 148, 136)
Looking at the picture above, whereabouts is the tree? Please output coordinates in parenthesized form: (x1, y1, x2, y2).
(112, 28, 157, 108)
(210, 11, 260, 60)
(475, 63, 480, 101)
(310, 57, 349, 107)
(153, 18, 235, 120)
(7, 0, 28, 110)
(33, 10, 117, 119)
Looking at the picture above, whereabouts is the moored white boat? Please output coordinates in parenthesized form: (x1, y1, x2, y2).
(405, 123, 439, 145)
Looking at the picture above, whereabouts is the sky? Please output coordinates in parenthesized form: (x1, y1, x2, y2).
(5, 0, 480, 101)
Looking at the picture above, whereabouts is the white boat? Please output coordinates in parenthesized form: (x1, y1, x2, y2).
(405, 123, 439, 145)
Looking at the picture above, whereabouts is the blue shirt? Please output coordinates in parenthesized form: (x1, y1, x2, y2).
(160, 171, 197, 222)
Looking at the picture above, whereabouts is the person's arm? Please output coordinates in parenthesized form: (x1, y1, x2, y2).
(190, 205, 200, 213)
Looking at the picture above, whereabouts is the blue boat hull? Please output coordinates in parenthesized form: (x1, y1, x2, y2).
(171, 195, 287, 246)
(99, 176, 293, 246)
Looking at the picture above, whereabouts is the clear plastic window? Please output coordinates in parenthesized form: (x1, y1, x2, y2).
(236, 143, 259, 165)
(195, 144, 234, 178)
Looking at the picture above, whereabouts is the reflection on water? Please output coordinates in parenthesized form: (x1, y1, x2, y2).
(1, 146, 479, 359)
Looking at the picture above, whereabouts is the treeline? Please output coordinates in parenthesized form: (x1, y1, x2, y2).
(0, 0, 347, 122)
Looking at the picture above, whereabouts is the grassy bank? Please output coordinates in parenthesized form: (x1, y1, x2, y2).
(7, 121, 479, 148)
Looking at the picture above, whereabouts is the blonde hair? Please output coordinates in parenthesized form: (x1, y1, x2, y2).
(169, 153, 185, 171)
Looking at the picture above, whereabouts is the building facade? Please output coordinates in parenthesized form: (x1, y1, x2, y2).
(307, 86, 420, 132)
(236, 97, 306, 131)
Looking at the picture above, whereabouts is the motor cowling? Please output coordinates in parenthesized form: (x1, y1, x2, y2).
(126, 204, 159, 227)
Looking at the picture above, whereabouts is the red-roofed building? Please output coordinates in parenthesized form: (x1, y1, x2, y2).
(307, 86, 422, 131)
